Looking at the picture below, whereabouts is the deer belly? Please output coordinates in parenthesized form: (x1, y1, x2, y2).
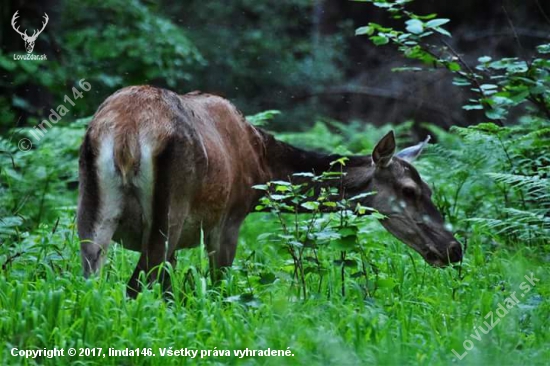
(113, 197, 205, 251)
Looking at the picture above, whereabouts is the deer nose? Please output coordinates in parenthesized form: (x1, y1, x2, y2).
(447, 241, 463, 263)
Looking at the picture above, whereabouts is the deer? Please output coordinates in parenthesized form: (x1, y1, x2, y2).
(11, 11, 49, 54)
(77, 85, 463, 298)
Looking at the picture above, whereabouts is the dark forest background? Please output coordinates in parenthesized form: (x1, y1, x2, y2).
(1, 0, 549, 134)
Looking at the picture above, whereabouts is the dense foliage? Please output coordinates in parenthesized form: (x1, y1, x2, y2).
(0, 0, 548, 365)
(1, 113, 548, 364)
(0, 0, 348, 131)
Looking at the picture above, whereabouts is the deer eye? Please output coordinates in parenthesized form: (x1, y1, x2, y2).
(402, 186, 416, 199)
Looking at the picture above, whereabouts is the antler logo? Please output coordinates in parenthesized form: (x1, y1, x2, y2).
(11, 11, 49, 54)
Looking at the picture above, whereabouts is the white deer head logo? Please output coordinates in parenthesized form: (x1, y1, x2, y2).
(11, 11, 49, 54)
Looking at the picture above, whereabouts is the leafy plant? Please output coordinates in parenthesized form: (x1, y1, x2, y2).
(355, 0, 550, 123)
(253, 160, 384, 299)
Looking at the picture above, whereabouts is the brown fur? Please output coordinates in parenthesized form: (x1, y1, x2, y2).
(78, 85, 462, 298)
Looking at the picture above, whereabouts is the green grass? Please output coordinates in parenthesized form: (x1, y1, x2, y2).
(1, 212, 548, 366)
(1, 118, 548, 365)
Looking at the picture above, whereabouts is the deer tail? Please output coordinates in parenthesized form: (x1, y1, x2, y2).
(113, 127, 141, 186)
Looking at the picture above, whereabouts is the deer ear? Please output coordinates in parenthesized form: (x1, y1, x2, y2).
(396, 135, 431, 162)
(372, 130, 396, 168)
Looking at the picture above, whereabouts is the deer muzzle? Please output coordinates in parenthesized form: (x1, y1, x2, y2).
(424, 240, 463, 267)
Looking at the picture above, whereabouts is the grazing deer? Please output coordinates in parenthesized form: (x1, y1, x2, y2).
(78, 85, 462, 297)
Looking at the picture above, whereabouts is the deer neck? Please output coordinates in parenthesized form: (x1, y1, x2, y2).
(256, 128, 374, 199)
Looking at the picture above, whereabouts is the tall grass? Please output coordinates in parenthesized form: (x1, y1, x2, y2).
(0, 119, 549, 365)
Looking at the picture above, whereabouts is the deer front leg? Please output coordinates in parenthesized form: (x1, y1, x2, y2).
(126, 212, 187, 298)
(206, 222, 242, 285)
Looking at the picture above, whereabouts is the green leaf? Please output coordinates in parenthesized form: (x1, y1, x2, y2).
(425, 18, 450, 28)
(448, 62, 461, 72)
(371, 35, 389, 45)
(472, 122, 502, 132)
(480, 84, 498, 90)
(271, 180, 291, 186)
(293, 172, 315, 178)
(330, 157, 349, 166)
(246, 110, 281, 126)
(0, 216, 24, 235)
(453, 77, 471, 86)
(275, 185, 291, 192)
(405, 19, 424, 34)
(509, 89, 530, 104)
(288, 240, 304, 248)
(300, 201, 319, 211)
(371, 212, 386, 220)
(478, 56, 492, 63)
(463, 104, 484, 110)
(372, 2, 394, 8)
(485, 107, 506, 120)
(415, 13, 438, 20)
(377, 278, 397, 289)
(330, 235, 356, 251)
(392, 67, 423, 72)
(338, 227, 358, 237)
(491, 96, 513, 106)
(349, 192, 376, 201)
(224, 293, 261, 308)
(432, 27, 451, 37)
(355, 26, 373, 36)
(259, 272, 276, 285)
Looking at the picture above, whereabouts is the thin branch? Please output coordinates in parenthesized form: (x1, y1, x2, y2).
(440, 39, 505, 126)
(502, 6, 527, 64)
(535, 0, 550, 26)
(461, 28, 550, 42)
(502, 6, 550, 119)
(0, 151, 16, 169)
(2, 251, 23, 271)
(297, 85, 456, 124)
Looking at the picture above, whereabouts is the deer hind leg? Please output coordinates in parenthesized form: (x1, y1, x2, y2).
(78, 134, 123, 277)
(126, 140, 189, 298)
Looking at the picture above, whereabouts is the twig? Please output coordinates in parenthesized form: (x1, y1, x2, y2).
(440, 39, 505, 126)
(2, 251, 23, 271)
(297, 85, 454, 124)
(502, 6, 550, 119)
(0, 151, 16, 169)
(340, 251, 346, 297)
(461, 28, 550, 42)
(502, 6, 527, 64)
(536, 0, 550, 26)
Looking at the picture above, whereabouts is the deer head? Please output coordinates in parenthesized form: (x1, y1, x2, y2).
(11, 11, 49, 53)
(366, 131, 463, 266)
